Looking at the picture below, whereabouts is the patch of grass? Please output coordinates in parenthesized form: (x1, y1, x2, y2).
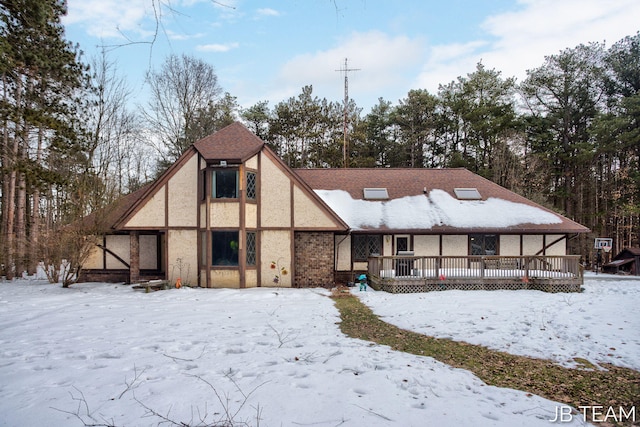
(333, 295, 640, 426)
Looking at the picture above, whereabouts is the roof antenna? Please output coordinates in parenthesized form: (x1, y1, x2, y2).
(336, 58, 360, 168)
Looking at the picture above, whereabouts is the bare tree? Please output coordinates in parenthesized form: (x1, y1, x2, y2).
(142, 53, 223, 171)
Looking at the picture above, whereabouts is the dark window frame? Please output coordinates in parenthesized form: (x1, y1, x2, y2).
(212, 230, 239, 266)
(469, 234, 499, 256)
(353, 234, 382, 262)
(211, 169, 239, 199)
(246, 171, 257, 201)
(246, 231, 256, 266)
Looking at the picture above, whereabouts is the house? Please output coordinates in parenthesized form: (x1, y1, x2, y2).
(81, 122, 590, 292)
(603, 248, 640, 276)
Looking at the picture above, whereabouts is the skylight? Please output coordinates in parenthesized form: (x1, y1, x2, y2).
(454, 188, 482, 200)
(363, 188, 389, 200)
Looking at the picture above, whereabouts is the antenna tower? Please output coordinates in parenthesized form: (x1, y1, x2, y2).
(336, 58, 360, 168)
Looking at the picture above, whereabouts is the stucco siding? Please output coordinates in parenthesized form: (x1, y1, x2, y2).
(523, 235, 544, 255)
(293, 185, 337, 228)
(211, 270, 241, 288)
(246, 154, 258, 170)
(383, 234, 392, 256)
(245, 203, 257, 228)
(260, 156, 291, 228)
(168, 155, 198, 227)
(125, 185, 166, 228)
(546, 235, 566, 255)
(336, 235, 351, 271)
(442, 235, 467, 256)
(140, 235, 158, 269)
(260, 230, 292, 287)
(414, 235, 439, 256)
(500, 235, 520, 256)
(167, 229, 198, 285)
(84, 245, 104, 269)
(210, 203, 240, 227)
(105, 235, 130, 268)
(245, 269, 258, 288)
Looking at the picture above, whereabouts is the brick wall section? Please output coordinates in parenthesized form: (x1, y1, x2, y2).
(294, 232, 334, 287)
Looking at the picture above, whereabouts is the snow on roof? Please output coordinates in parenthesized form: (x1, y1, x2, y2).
(315, 188, 562, 230)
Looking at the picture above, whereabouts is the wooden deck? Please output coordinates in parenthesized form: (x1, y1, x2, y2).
(367, 255, 583, 293)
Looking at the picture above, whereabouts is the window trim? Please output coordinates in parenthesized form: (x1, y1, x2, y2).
(211, 168, 239, 200)
(211, 230, 240, 267)
(469, 234, 499, 256)
(246, 170, 257, 201)
(352, 234, 382, 262)
(246, 231, 256, 266)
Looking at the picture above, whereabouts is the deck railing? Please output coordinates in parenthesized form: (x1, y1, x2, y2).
(367, 255, 583, 293)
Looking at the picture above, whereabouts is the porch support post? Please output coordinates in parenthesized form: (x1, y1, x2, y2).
(130, 231, 140, 284)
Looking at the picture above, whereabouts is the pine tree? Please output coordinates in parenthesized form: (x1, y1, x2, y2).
(0, 0, 89, 278)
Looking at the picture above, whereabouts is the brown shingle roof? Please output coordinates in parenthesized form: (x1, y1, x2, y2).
(79, 184, 151, 232)
(294, 168, 590, 234)
(194, 122, 263, 163)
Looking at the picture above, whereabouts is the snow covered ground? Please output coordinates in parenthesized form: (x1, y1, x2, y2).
(0, 274, 637, 426)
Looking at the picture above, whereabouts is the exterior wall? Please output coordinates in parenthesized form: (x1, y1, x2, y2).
(140, 235, 158, 269)
(246, 154, 258, 169)
(125, 185, 166, 228)
(383, 234, 392, 255)
(442, 235, 467, 256)
(261, 230, 292, 287)
(84, 245, 104, 269)
(294, 232, 334, 287)
(335, 235, 351, 271)
(414, 235, 439, 256)
(210, 270, 241, 288)
(245, 203, 257, 228)
(260, 155, 291, 228)
(245, 269, 258, 288)
(293, 186, 338, 228)
(210, 203, 240, 227)
(500, 235, 521, 256)
(523, 235, 544, 255)
(83, 235, 158, 271)
(167, 229, 198, 285)
(105, 235, 130, 268)
(546, 235, 566, 255)
(168, 155, 198, 227)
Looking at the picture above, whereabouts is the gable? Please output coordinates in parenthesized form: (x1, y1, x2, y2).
(260, 148, 347, 231)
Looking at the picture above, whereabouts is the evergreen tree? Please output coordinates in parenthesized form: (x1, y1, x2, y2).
(0, 0, 88, 278)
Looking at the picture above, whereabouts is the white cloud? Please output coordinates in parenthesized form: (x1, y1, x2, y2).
(64, 0, 150, 39)
(196, 42, 240, 52)
(256, 8, 280, 17)
(267, 30, 424, 106)
(414, 0, 640, 92)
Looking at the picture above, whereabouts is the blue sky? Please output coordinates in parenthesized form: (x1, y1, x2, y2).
(63, 0, 640, 113)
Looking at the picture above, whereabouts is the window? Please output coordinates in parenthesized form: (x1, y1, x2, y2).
(246, 232, 256, 266)
(470, 234, 498, 255)
(246, 171, 256, 200)
(212, 231, 239, 266)
(353, 235, 382, 261)
(212, 170, 238, 199)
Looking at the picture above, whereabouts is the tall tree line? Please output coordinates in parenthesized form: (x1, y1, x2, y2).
(1, 0, 90, 279)
(0, 2, 235, 278)
(0, 0, 637, 276)
(244, 36, 639, 257)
